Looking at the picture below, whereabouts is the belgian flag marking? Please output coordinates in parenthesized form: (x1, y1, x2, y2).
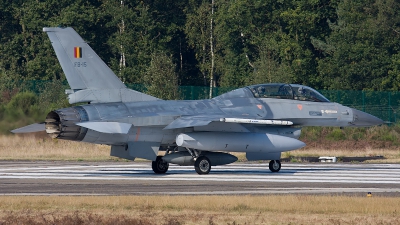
(74, 47, 82, 58)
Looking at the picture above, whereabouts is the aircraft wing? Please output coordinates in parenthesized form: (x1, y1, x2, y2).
(163, 116, 221, 130)
(164, 115, 293, 130)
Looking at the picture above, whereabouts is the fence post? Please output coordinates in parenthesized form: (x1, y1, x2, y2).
(337, 90, 340, 103)
(212, 87, 217, 98)
(362, 91, 365, 112)
(388, 92, 391, 123)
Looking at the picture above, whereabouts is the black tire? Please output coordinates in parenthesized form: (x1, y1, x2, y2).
(194, 156, 211, 175)
(269, 160, 281, 172)
(152, 156, 169, 174)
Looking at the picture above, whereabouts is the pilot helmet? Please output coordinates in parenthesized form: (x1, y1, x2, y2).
(298, 87, 305, 95)
(257, 86, 265, 93)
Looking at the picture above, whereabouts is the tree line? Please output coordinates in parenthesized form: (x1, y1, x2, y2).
(1, 0, 400, 99)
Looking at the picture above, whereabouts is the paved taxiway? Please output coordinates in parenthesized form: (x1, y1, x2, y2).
(0, 161, 400, 196)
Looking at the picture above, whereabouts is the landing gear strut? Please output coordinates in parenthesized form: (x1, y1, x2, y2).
(194, 156, 211, 175)
(269, 160, 281, 172)
(152, 156, 169, 174)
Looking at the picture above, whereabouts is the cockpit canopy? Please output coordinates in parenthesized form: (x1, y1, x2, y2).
(247, 83, 330, 102)
(215, 83, 330, 102)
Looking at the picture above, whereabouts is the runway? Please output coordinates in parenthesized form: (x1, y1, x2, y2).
(0, 161, 400, 196)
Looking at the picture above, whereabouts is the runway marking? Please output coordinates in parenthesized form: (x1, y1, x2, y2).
(1, 163, 400, 184)
(2, 163, 400, 195)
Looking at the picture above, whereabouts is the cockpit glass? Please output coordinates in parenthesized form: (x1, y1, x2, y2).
(291, 85, 330, 102)
(248, 84, 293, 99)
(247, 83, 330, 102)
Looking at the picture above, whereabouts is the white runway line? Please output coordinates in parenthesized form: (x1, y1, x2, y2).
(1, 163, 400, 194)
(1, 163, 400, 184)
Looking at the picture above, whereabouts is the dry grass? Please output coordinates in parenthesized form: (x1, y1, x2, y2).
(0, 195, 399, 224)
(1, 134, 400, 162)
(0, 134, 112, 161)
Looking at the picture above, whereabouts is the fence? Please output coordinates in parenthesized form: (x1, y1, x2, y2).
(12, 81, 400, 124)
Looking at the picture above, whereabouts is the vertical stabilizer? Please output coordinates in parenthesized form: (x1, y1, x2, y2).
(43, 27, 125, 90)
(43, 27, 159, 103)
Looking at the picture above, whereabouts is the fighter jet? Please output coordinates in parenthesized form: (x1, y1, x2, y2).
(12, 27, 383, 174)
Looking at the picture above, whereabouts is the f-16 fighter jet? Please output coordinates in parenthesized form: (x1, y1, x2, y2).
(12, 27, 383, 174)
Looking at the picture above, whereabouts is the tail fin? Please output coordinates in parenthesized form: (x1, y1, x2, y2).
(43, 27, 158, 103)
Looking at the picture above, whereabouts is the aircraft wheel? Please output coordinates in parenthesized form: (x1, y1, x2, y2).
(269, 160, 281, 172)
(194, 156, 211, 175)
(152, 156, 169, 174)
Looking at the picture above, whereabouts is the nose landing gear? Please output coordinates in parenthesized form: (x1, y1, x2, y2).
(269, 160, 281, 172)
(152, 156, 169, 174)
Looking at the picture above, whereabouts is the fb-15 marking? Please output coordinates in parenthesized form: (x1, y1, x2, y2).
(74, 62, 87, 67)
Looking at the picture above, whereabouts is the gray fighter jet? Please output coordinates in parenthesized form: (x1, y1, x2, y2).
(12, 27, 383, 174)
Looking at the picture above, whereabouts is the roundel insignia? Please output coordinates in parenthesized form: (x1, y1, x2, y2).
(297, 104, 303, 110)
(257, 104, 263, 110)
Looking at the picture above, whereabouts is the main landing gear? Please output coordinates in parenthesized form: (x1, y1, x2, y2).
(152, 156, 169, 174)
(194, 156, 211, 175)
(152, 147, 213, 175)
(269, 160, 281, 172)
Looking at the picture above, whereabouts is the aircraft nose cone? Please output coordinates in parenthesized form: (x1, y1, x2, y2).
(352, 109, 383, 127)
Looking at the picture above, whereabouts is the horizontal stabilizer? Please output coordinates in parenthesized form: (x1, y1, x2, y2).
(11, 123, 45, 133)
(77, 122, 132, 134)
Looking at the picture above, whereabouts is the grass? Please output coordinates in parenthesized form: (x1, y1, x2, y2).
(1, 134, 400, 162)
(0, 134, 113, 161)
(0, 195, 399, 224)
(0, 195, 400, 224)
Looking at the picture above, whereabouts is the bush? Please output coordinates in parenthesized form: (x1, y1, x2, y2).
(38, 79, 70, 111)
(7, 92, 38, 115)
(300, 127, 323, 141)
(325, 128, 346, 141)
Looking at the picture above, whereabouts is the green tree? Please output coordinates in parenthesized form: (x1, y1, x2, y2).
(104, 1, 159, 83)
(315, 0, 400, 90)
(0, 0, 108, 83)
(144, 52, 180, 100)
(210, 0, 336, 88)
(250, 35, 293, 84)
(104, 1, 192, 84)
(213, 0, 256, 87)
(185, 0, 213, 86)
